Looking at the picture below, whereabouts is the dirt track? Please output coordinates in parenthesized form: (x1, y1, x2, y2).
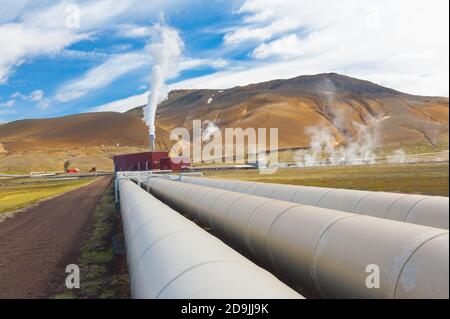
(0, 176, 111, 299)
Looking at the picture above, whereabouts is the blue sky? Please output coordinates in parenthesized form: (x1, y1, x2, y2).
(0, 0, 448, 123)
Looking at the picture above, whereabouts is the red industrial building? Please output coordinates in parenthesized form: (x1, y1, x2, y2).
(113, 151, 168, 171)
(159, 157, 190, 171)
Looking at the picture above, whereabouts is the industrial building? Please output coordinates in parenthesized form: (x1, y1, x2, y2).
(113, 152, 191, 172)
(159, 157, 190, 171)
(113, 151, 168, 171)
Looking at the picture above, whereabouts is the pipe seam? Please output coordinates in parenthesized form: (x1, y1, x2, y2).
(242, 199, 279, 255)
(383, 194, 410, 219)
(351, 193, 373, 214)
(155, 260, 242, 299)
(310, 215, 360, 298)
(288, 189, 301, 202)
(185, 185, 204, 203)
(242, 182, 255, 193)
(222, 194, 253, 238)
(393, 232, 449, 298)
(205, 192, 233, 226)
(402, 196, 431, 223)
(192, 187, 218, 221)
(315, 188, 335, 206)
(129, 215, 168, 242)
(265, 204, 306, 269)
(134, 229, 199, 267)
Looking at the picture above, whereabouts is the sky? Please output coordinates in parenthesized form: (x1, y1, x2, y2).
(0, 0, 448, 123)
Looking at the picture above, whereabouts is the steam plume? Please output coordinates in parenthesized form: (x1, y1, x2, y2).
(144, 23, 184, 149)
(203, 120, 220, 141)
(295, 78, 399, 166)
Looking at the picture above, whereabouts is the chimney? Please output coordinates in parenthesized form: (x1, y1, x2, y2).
(149, 134, 156, 152)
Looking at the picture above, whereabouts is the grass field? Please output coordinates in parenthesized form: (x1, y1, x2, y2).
(204, 162, 449, 196)
(0, 177, 97, 214)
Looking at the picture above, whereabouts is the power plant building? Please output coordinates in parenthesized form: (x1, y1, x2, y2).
(113, 151, 169, 171)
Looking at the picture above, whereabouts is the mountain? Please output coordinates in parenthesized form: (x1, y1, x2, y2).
(128, 73, 449, 150)
(0, 112, 150, 172)
(0, 73, 448, 172)
(0, 112, 149, 150)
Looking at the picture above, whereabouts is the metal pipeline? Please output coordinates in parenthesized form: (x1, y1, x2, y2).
(178, 176, 449, 230)
(146, 177, 449, 299)
(118, 179, 303, 299)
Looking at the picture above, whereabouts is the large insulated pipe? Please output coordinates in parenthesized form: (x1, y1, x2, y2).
(146, 178, 449, 299)
(179, 176, 449, 230)
(118, 179, 302, 299)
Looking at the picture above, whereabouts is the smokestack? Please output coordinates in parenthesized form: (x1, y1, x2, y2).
(144, 23, 183, 153)
(149, 134, 156, 152)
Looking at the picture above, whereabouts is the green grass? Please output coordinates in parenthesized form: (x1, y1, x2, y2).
(0, 177, 97, 214)
(54, 185, 130, 299)
(0, 171, 29, 175)
(204, 162, 449, 196)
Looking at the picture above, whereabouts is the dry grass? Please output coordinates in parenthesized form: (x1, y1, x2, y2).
(204, 162, 449, 196)
(0, 177, 97, 214)
(0, 146, 147, 174)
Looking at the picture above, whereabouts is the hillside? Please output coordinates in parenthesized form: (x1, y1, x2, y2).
(0, 112, 149, 150)
(129, 73, 449, 151)
(0, 73, 448, 172)
(0, 112, 150, 172)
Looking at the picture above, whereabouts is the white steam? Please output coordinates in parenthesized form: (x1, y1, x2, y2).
(388, 149, 407, 164)
(297, 120, 380, 166)
(144, 23, 184, 138)
(203, 120, 220, 141)
(295, 78, 405, 167)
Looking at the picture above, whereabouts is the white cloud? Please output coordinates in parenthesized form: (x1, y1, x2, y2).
(11, 89, 44, 102)
(60, 45, 228, 105)
(29, 90, 44, 102)
(55, 49, 228, 103)
(178, 57, 228, 70)
(0, 107, 17, 117)
(224, 0, 347, 44)
(0, 0, 32, 23)
(221, 0, 450, 96)
(252, 33, 304, 59)
(3, 89, 47, 108)
(55, 52, 149, 102)
(224, 17, 301, 45)
(0, 99, 15, 108)
(0, 0, 184, 83)
(88, 53, 229, 113)
(10, 92, 25, 100)
(91, 92, 147, 113)
(116, 24, 152, 38)
(47, 49, 110, 61)
(172, 56, 449, 97)
(36, 99, 50, 109)
(0, 23, 87, 83)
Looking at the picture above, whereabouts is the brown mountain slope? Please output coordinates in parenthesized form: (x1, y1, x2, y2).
(129, 73, 449, 151)
(0, 112, 151, 172)
(0, 112, 149, 151)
